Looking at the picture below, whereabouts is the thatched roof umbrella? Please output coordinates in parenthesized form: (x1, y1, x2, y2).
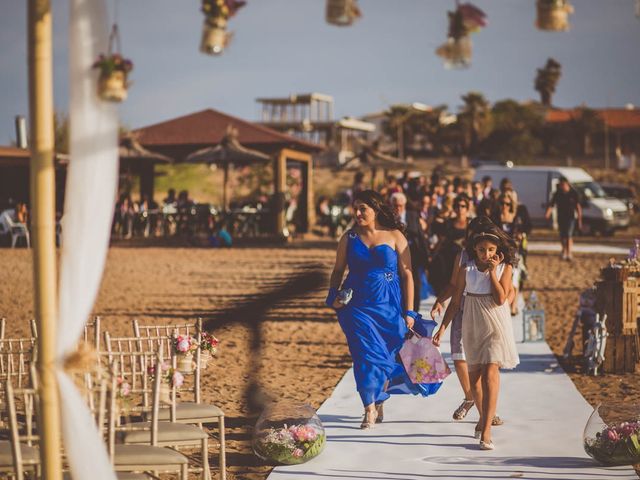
(185, 125, 271, 210)
(338, 138, 409, 189)
(118, 135, 172, 164)
(118, 135, 172, 201)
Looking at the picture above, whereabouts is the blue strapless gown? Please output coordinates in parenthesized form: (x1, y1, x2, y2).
(336, 231, 441, 407)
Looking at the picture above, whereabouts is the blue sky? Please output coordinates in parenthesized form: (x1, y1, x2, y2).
(1, 0, 639, 144)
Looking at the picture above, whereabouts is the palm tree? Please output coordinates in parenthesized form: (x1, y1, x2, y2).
(534, 58, 562, 107)
(457, 91, 492, 155)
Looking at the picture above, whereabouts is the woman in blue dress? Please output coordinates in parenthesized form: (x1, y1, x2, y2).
(326, 190, 431, 429)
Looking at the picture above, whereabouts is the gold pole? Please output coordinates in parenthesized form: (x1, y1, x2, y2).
(28, 1, 63, 479)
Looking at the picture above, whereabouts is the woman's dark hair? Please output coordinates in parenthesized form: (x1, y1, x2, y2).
(353, 189, 405, 232)
(453, 193, 471, 208)
(465, 216, 517, 266)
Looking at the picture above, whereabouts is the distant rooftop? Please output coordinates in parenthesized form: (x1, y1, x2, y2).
(256, 93, 334, 105)
(546, 107, 640, 130)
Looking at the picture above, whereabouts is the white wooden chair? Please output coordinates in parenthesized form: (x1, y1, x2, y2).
(103, 339, 212, 479)
(0, 379, 40, 480)
(131, 319, 226, 480)
(90, 359, 189, 480)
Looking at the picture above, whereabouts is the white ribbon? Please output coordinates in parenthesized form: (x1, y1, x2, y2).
(56, 0, 119, 478)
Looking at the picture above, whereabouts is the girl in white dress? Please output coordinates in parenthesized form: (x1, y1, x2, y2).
(433, 223, 520, 450)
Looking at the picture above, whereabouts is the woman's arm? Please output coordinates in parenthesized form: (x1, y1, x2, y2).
(431, 251, 462, 319)
(432, 268, 466, 346)
(326, 233, 349, 308)
(489, 257, 512, 305)
(395, 231, 415, 329)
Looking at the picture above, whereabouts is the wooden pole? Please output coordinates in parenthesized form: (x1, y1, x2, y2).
(28, 1, 63, 479)
(222, 162, 230, 211)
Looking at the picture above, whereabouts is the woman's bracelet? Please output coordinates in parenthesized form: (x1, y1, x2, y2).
(325, 288, 338, 307)
(404, 310, 420, 320)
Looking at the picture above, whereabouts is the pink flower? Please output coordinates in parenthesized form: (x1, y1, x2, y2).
(172, 370, 184, 388)
(292, 448, 304, 458)
(120, 382, 131, 396)
(605, 428, 620, 442)
(177, 339, 191, 352)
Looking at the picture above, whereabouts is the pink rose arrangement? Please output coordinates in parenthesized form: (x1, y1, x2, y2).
(201, 332, 220, 354)
(253, 423, 325, 465)
(173, 335, 199, 355)
(584, 420, 640, 465)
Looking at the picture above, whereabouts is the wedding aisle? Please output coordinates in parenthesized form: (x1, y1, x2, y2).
(267, 297, 637, 480)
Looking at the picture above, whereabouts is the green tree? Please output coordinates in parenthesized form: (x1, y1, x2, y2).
(54, 111, 69, 154)
(482, 100, 544, 162)
(457, 91, 492, 155)
(534, 58, 562, 107)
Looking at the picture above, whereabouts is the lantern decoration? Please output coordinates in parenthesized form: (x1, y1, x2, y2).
(522, 291, 545, 342)
(435, 2, 487, 69)
(636, 0, 640, 19)
(326, 0, 361, 27)
(200, 0, 246, 55)
(536, 0, 574, 32)
(92, 25, 133, 102)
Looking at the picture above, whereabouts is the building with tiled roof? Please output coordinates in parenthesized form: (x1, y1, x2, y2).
(134, 108, 322, 162)
(545, 107, 640, 131)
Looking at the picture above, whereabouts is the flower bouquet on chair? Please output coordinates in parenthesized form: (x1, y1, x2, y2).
(147, 360, 184, 404)
(172, 334, 199, 373)
(199, 332, 219, 369)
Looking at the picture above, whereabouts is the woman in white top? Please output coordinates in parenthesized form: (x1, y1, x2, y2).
(433, 224, 520, 451)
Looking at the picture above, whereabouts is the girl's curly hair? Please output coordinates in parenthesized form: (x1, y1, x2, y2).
(465, 216, 518, 266)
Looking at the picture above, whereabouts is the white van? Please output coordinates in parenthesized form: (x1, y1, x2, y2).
(473, 166, 630, 235)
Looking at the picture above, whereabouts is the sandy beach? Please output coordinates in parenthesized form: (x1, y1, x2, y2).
(1, 243, 638, 479)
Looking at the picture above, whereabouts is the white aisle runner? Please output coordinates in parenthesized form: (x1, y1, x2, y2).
(267, 298, 636, 480)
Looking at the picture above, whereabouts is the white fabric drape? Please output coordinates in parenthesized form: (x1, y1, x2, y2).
(56, 0, 119, 478)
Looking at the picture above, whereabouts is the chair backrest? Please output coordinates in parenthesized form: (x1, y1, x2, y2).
(0, 317, 5, 339)
(133, 318, 202, 344)
(132, 319, 205, 403)
(0, 210, 13, 232)
(5, 379, 39, 480)
(0, 338, 37, 388)
(84, 316, 101, 352)
(102, 354, 166, 457)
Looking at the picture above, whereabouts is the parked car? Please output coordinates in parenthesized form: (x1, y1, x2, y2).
(473, 166, 630, 235)
(600, 183, 639, 215)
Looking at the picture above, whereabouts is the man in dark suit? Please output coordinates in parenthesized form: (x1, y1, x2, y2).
(391, 192, 430, 312)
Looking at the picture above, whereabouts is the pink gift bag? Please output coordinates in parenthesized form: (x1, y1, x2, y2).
(399, 333, 451, 384)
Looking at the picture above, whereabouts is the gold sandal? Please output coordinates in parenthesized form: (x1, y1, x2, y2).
(375, 402, 384, 423)
(360, 410, 378, 429)
(453, 399, 475, 420)
(492, 415, 504, 426)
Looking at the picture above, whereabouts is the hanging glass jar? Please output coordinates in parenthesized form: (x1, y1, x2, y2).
(93, 25, 133, 102)
(326, 0, 361, 27)
(200, 0, 246, 55)
(536, 0, 574, 32)
(435, 3, 486, 69)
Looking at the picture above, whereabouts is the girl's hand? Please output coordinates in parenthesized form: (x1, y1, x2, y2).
(487, 252, 504, 271)
(404, 315, 415, 330)
(432, 327, 444, 347)
(430, 301, 443, 320)
(332, 298, 344, 309)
